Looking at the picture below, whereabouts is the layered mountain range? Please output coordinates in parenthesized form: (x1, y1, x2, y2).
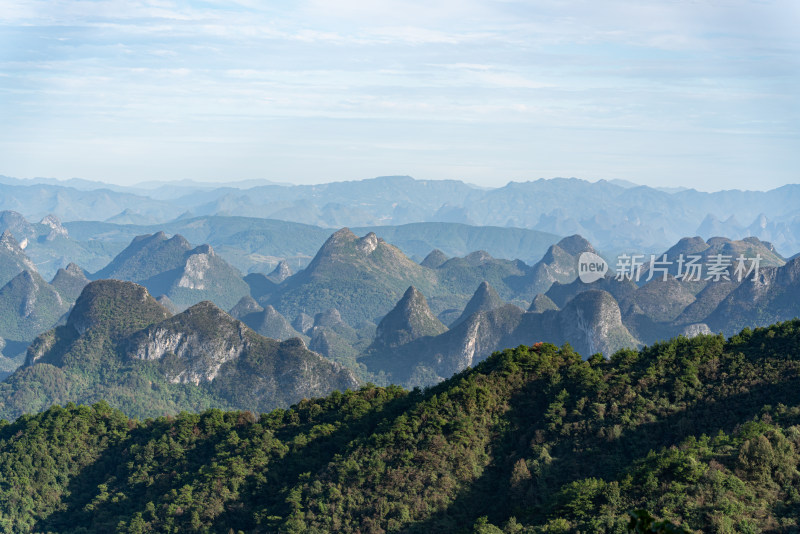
(3, 208, 799, 397)
(4, 174, 800, 257)
(0, 279, 357, 420)
(2, 319, 800, 532)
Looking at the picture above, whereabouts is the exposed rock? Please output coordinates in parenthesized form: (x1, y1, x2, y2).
(126, 301, 250, 384)
(679, 323, 712, 338)
(95, 233, 249, 311)
(40, 214, 68, 240)
(176, 245, 215, 290)
(0, 230, 37, 287)
(18, 285, 359, 417)
(706, 257, 800, 335)
(267, 260, 292, 283)
(557, 290, 638, 357)
(356, 232, 379, 255)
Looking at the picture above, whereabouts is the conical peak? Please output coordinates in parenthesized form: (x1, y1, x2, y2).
(63, 263, 85, 276)
(400, 286, 423, 304)
(269, 260, 292, 282)
(555, 234, 594, 256)
(372, 286, 446, 349)
(329, 227, 358, 242)
(452, 281, 504, 327)
(421, 249, 448, 268)
(476, 280, 491, 293)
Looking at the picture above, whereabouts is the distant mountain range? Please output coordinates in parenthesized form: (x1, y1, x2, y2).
(1, 211, 561, 279)
(3, 174, 800, 256)
(3, 213, 799, 396)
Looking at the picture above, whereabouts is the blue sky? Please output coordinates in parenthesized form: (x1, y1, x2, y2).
(1, 0, 798, 190)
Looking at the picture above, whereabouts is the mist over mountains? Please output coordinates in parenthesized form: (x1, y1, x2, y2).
(2, 174, 800, 532)
(4, 174, 800, 258)
(2, 194, 799, 397)
(2, 172, 800, 416)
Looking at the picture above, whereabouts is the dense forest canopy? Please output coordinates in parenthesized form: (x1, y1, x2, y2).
(1, 320, 799, 532)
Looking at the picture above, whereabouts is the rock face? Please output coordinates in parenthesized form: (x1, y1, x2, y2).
(0, 230, 37, 288)
(13, 280, 359, 419)
(267, 261, 292, 283)
(126, 301, 254, 384)
(556, 290, 638, 357)
(680, 323, 712, 338)
(434, 304, 526, 378)
(39, 214, 68, 241)
(93, 232, 250, 311)
(365, 288, 639, 387)
(371, 286, 447, 350)
(451, 281, 505, 327)
(124, 300, 359, 402)
(176, 245, 215, 290)
(705, 257, 800, 336)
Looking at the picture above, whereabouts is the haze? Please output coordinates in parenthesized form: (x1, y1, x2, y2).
(1, 0, 798, 190)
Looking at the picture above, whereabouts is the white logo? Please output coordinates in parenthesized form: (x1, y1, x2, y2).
(578, 252, 608, 283)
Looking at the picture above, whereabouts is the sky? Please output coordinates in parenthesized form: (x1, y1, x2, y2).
(0, 0, 798, 190)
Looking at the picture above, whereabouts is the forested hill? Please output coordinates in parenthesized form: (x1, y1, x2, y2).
(2, 320, 800, 533)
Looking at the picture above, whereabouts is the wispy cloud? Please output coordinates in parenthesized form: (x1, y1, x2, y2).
(0, 0, 798, 188)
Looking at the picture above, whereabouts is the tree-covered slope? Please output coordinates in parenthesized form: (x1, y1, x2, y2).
(0, 280, 358, 421)
(93, 232, 250, 311)
(266, 228, 437, 324)
(1, 321, 800, 532)
(0, 231, 37, 289)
